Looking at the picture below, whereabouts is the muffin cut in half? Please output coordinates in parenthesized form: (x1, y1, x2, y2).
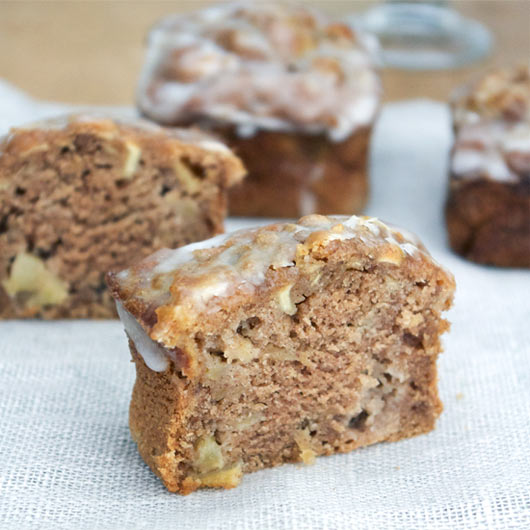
(0, 114, 245, 318)
(137, 2, 380, 217)
(108, 214, 455, 494)
(446, 64, 530, 267)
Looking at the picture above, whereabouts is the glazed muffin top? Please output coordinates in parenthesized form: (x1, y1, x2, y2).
(107, 213, 455, 373)
(2, 113, 234, 155)
(137, 2, 380, 141)
(0, 113, 246, 188)
(453, 64, 530, 125)
(450, 64, 530, 183)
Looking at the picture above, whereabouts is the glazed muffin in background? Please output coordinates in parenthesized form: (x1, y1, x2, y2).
(108, 214, 454, 494)
(0, 115, 245, 319)
(137, 2, 381, 218)
(446, 64, 530, 267)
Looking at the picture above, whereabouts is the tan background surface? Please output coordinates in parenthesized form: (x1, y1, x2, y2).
(0, 0, 529, 106)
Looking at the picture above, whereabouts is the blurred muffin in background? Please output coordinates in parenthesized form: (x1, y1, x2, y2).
(446, 64, 530, 267)
(137, 2, 381, 218)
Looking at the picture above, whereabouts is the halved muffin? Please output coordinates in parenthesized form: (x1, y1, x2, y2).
(108, 214, 454, 493)
(0, 115, 245, 318)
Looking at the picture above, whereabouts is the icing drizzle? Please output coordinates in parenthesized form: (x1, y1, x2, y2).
(137, 2, 380, 141)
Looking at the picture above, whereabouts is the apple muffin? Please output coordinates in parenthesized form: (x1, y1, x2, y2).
(446, 64, 530, 267)
(137, 2, 380, 217)
(0, 114, 245, 318)
(108, 214, 455, 494)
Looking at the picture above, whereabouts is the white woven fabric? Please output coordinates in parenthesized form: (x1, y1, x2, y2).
(0, 85, 529, 530)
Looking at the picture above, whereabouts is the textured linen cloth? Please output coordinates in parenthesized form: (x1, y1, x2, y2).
(0, 83, 529, 530)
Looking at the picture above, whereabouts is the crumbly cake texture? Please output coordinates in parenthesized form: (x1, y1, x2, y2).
(0, 115, 245, 319)
(446, 64, 530, 267)
(108, 214, 455, 494)
(136, 2, 380, 217)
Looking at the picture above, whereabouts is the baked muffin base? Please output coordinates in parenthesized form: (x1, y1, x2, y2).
(446, 178, 530, 267)
(226, 127, 371, 217)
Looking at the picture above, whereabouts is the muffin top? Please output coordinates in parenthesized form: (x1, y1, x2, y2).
(137, 2, 380, 141)
(108, 213, 454, 374)
(2, 113, 233, 155)
(453, 64, 530, 125)
(451, 64, 530, 183)
(0, 113, 245, 188)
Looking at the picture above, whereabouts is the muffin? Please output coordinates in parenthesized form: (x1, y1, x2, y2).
(137, 2, 381, 217)
(446, 64, 530, 267)
(108, 214, 454, 494)
(0, 114, 244, 318)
